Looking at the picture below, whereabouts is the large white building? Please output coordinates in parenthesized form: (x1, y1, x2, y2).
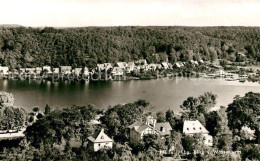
(183, 120, 213, 146)
(88, 129, 113, 152)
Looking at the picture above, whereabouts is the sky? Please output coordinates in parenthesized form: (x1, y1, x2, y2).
(0, 0, 260, 27)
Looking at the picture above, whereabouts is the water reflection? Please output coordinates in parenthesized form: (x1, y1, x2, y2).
(0, 78, 259, 112)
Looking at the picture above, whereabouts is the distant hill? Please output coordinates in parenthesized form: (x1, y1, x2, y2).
(0, 24, 22, 28)
(0, 26, 259, 69)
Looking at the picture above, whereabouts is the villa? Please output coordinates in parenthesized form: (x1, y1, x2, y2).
(88, 129, 113, 152)
(183, 120, 213, 146)
(128, 116, 172, 142)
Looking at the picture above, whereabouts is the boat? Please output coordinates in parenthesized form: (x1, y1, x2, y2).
(239, 78, 246, 83)
(225, 78, 236, 81)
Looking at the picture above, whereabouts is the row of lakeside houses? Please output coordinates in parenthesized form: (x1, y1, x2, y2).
(0, 59, 205, 77)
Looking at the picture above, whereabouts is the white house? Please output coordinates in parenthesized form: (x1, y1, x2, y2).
(161, 62, 169, 69)
(156, 64, 162, 69)
(0, 66, 9, 76)
(190, 60, 199, 66)
(83, 67, 89, 77)
(147, 64, 157, 71)
(135, 59, 147, 66)
(53, 68, 60, 74)
(74, 68, 82, 76)
(97, 63, 113, 71)
(60, 66, 72, 74)
(117, 62, 128, 70)
(88, 129, 113, 152)
(43, 66, 52, 74)
(36, 67, 42, 75)
(111, 67, 124, 76)
(127, 62, 135, 73)
(128, 116, 172, 142)
(20, 68, 26, 74)
(174, 62, 184, 68)
(183, 120, 213, 146)
(25, 68, 36, 74)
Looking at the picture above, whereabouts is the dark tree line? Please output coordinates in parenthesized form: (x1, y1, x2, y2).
(0, 26, 260, 69)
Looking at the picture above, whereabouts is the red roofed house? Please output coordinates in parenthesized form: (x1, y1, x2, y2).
(128, 116, 172, 142)
(88, 129, 113, 152)
(183, 120, 213, 146)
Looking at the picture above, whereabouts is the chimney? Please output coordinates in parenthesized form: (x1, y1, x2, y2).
(153, 119, 157, 129)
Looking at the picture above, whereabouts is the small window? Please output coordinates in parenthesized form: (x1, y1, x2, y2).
(199, 127, 202, 130)
(98, 143, 101, 146)
(101, 136, 104, 139)
(193, 127, 196, 130)
(160, 127, 164, 132)
(208, 140, 211, 143)
(187, 128, 189, 130)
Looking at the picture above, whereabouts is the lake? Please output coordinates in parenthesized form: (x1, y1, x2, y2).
(0, 78, 260, 112)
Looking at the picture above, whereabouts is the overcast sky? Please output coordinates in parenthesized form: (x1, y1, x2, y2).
(1, 0, 260, 27)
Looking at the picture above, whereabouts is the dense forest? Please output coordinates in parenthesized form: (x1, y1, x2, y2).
(0, 26, 260, 69)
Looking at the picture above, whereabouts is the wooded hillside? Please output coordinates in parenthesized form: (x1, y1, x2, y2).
(0, 26, 260, 69)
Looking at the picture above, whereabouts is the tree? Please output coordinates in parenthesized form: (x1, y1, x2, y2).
(227, 92, 260, 144)
(182, 135, 196, 152)
(156, 111, 166, 123)
(205, 111, 221, 137)
(25, 105, 97, 149)
(0, 92, 14, 107)
(44, 104, 51, 114)
(32, 107, 40, 113)
(241, 144, 260, 161)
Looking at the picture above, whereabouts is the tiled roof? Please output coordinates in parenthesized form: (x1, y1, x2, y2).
(183, 120, 209, 134)
(128, 120, 172, 136)
(88, 129, 113, 143)
(155, 122, 172, 136)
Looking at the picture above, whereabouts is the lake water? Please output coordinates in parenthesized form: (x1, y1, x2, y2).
(0, 78, 260, 112)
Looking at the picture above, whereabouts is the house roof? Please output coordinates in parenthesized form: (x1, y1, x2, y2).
(128, 119, 172, 136)
(117, 62, 128, 69)
(128, 62, 135, 66)
(183, 120, 209, 134)
(60, 66, 72, 70)
(155, 122, 173, 135)
(88, 129, 113, 143)
(112, 67, 123, 72)
(161, 62, 168, 67)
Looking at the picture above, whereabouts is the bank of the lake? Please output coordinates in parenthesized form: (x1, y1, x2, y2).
(0, 78, 259, 112)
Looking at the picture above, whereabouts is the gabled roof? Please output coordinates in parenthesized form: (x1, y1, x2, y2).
(127, 121, 143, 129)
(88, 129, 113, 143)
(128, 119, 172, 136)
(112, 67, 124, 72)
(155, 122, 172, 135)
(183, 120, 209, 134)
(117, 62, 128, 69)
(128, 62, 135, 67)
(60, 66, 72, 70)
(161, 62, 168, 67)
